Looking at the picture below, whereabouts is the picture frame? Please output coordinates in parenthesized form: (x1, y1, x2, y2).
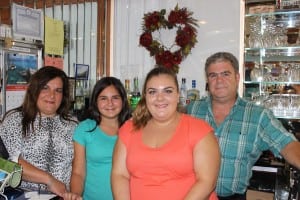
(74, 64, 89, 80)
(6, 52, 38, 85)
(12, 3, 44, 41)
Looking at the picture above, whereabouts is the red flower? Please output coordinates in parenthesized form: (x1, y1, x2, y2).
(176, 31, 191, 47)
(145, 11, 161, 30)
(155, 51, 174, 69)
(177, 9, 188, 24)
(155, 52, 164, 65)
(161, 51, 174, 69)
(140, 32, 153, 48)
(168, 10, 179, 25)
(172, 51, 182, 65)
(183, 25, 195, 37)
(168, 9, 188, 25)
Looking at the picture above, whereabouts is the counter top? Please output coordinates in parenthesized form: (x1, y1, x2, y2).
(3, 187, 57, 200)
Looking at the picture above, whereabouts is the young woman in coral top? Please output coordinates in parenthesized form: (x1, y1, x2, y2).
(112, 67, 220, 200)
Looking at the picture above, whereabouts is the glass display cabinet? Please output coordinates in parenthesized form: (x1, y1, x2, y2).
(244, 1, 300, 198)
(244, 2, 300, 119)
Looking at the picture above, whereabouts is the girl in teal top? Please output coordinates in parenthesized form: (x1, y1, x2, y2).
(65, 77, 131, 200)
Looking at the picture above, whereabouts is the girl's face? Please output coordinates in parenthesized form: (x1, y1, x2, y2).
(37, 77, 63, 117)
(97, 85, 123, 120)
(145, 74, 179, 122)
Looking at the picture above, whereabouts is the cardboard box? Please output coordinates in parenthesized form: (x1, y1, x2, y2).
(248, 4, 276, 14)
(247, 190, 274, 200)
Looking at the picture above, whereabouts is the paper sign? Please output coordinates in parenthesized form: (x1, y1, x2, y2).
(45, 16, 64, 56)
(44, 56, 64, 69)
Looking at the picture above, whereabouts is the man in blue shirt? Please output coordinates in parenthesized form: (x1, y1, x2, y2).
(187, 52, 300, 200)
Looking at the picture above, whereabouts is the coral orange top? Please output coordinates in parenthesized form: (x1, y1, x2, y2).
(119, 114, 218, 200)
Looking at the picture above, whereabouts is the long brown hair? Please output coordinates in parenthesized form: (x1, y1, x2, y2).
(132, 67, 179, 130)
(4, 66, 72, 136)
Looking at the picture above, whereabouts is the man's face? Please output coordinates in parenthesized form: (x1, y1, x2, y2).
(206, 61, 240, 102)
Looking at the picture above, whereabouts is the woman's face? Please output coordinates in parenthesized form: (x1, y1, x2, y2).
(145, 74, 179, 122)
(97, 85, 123, 120)
(37, 77, 64, 117)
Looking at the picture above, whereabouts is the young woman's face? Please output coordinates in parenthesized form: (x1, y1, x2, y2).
(37, 77, 64, 117)
(97, 85, 123, 120)
(145, 74, 179, 122)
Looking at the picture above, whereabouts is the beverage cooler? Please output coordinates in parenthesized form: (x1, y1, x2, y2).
(0, 39, 42, 119)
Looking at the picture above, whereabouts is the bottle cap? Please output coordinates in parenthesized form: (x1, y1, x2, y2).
(192, 80, 196, 87)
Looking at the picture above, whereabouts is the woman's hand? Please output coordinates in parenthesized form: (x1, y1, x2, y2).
(62, 192, 82, 200)
(46, 176, 67, 197)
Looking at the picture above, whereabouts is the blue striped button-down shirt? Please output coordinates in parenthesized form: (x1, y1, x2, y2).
(187, 95, 296, 196)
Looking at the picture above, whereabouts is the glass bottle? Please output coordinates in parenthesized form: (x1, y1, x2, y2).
(130, 77, 141, 110)
(124, 79, 132, 104)
(74, 80, 84, 111)
(187, 80, 200, 102)
(179, 78, 187, 107)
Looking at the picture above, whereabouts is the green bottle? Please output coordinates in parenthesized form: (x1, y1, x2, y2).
(124, 79, 132, 105)
(130, 77, 141, 110)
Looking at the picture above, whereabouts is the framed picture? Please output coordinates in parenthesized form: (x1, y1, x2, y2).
(74, 64, 89, 80)
(12, 3, 44, 40)
(6, 52, 38, 85)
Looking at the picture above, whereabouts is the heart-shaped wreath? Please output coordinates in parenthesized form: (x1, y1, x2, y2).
(139, 5, 198, 73)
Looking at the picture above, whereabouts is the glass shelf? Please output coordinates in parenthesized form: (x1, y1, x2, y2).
(245, 47, 300, 62)
(275, 115, 300, 119)
(245, 9, 300, 17)
(245, 46, 300, 51)
(244, 81, 300, 84)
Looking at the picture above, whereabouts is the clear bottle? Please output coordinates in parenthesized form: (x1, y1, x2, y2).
(187, 80, 200, 102)
(74, 80, 84, 111)
(130, 77, 141, 110)
(179, 78, 187, 107)
(75, 80, 84, 97)
(124, 79, 132, 105)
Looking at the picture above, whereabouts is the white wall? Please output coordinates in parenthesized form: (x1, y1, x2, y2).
(112, 0, 244, 95)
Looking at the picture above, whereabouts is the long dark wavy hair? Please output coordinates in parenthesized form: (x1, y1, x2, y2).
(82, 77, 131, 132)
(132, 67, 179, 130)
(3, 66, 72, 137)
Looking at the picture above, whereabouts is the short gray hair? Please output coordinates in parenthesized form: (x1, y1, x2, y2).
(205, 52, 239, 75)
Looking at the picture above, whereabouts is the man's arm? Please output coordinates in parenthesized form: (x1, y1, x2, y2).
(281, 141, 300, 169)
